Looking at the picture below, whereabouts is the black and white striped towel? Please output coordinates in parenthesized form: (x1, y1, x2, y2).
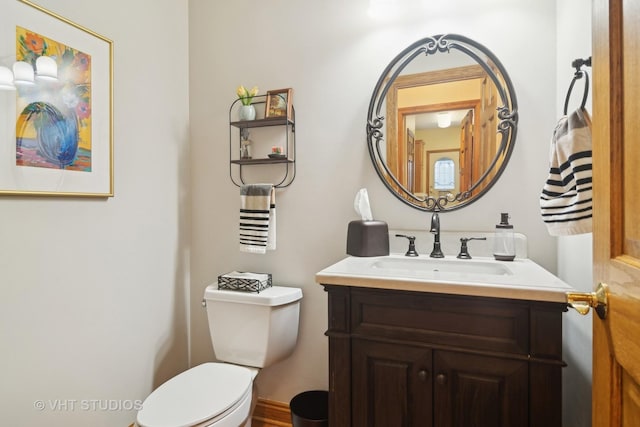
(540, 108, 592, 236)
(239, 184, 276, 253)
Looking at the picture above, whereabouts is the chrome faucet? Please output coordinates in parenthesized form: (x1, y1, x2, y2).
(429, 212, 444, 258)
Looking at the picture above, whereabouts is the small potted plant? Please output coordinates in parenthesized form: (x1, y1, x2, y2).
(236, 85, 258, 121)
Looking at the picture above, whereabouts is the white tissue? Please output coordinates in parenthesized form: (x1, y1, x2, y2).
(223, 271, 269, 281)
(354, 188, 373, 221)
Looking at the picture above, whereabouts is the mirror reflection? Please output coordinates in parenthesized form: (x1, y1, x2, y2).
(367, 34, 518, 211)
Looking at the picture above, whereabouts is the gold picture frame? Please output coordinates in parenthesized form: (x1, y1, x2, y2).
(265, 88, 293, 119)
(0, 0, 113, 197)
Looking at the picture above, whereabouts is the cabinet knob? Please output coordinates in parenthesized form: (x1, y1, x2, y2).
(418, 369, 429, 382)
(436, 373, 448, 385)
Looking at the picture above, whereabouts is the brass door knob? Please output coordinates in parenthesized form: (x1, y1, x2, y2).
(566, 282, 608, 319)
(436, 373, 447, 385)
(418, 370, 429, 382)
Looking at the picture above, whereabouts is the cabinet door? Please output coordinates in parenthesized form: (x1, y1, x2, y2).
(434, 351, 528, 427)
(352, 339, 432, 427)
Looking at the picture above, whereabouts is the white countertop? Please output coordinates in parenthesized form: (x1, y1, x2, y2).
(315, 254, 576, 303)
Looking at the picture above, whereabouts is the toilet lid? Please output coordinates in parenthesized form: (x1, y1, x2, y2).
(136, 363, 252, 427)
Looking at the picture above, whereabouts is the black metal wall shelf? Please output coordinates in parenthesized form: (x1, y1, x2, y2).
(228, 96, 296, 188)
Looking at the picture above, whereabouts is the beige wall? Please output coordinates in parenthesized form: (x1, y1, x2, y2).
(190, 0, 558, 403)
(556, 1, 593, 426)
(0, 0, 190, 426)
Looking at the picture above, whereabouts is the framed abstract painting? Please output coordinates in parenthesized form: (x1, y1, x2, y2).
(0, 0, 113, 197)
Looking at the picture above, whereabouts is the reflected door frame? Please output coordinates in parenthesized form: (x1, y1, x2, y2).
(397, 100, 479, 194)
(385, 65, 485, 182)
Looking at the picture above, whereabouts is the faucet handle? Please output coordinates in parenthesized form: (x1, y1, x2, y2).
(395, 234, 419, 257)
(457, 237, 487, 259)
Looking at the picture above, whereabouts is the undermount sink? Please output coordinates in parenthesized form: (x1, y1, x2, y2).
(370, 256, 512, 276)
(315, 254, 575, 303)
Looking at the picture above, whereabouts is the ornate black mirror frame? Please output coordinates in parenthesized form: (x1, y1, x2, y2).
(367, 34, 518, 212)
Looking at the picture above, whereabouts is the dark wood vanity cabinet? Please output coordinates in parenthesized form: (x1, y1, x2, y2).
(323, 285, 566, 427)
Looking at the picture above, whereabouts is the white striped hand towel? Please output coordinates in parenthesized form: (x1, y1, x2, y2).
(540, 108, 592, 236)
(239, 184, 276, 253)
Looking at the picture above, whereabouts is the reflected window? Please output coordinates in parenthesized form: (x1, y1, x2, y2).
(434, 158, 455, 190)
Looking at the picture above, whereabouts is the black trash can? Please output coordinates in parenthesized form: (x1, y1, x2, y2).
(290, 390, 328, 427)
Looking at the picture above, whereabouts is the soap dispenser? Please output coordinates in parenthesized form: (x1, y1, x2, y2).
(493, 213, 516, 261)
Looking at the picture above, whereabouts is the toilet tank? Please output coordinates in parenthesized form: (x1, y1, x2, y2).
(203, 285, 302, 368)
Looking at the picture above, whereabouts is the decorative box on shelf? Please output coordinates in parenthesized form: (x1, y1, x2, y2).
(217, 271, 272, 293)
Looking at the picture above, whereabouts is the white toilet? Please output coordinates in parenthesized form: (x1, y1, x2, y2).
(136, 284, 303, 427)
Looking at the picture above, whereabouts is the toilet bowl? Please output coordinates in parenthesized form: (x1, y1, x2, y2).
(136, 363, 256, 427)
(136, 285, 302, 427)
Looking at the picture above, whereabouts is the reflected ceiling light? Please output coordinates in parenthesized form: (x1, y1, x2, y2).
(35, 56, 58, 81)
(12, 61, 35, 85)
(0, 66, 15, 90)
(0, 56, 58, 90)
(437, 112, 451, 128)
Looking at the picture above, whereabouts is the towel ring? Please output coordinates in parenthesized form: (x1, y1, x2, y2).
(563, 69, 590, 115)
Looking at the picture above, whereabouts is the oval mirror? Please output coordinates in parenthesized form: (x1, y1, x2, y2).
(367, 34, 518, 211)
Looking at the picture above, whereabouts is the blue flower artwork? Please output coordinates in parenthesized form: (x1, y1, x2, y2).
(15, 27, 92, 171)
(17, 102, 79, 169)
